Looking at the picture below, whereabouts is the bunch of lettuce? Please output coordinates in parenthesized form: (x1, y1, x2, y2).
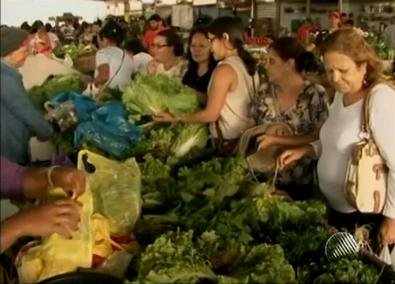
(138, 230, 216, 283)
(28, 74, 84, 110)
(302, 258, 378, 284)
(217, 244, 296, 284)
(53, 43, 94, 60)
(129, 123, 208, 162)
(122, 74, 200, 118)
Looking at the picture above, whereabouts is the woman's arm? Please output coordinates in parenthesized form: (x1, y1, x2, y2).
(369, 85, 395, 244)
(94, 63, 110, 86)
(154, 64, 236, 123)
(1, 77, 52, 140)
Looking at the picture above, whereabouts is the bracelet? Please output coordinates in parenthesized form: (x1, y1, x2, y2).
(47, 165, 60, 188)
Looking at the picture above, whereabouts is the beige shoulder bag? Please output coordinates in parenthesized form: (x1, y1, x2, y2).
(344, 84, 390, 213)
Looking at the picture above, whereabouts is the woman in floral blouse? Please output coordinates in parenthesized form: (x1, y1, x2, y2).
(254, 37, 330, 200)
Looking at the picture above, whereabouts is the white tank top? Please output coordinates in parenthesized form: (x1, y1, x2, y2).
(209, 55, 257, 139)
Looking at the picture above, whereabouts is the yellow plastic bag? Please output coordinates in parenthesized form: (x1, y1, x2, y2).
(17, 183, 94, 283)
(77, 150, 142, 236)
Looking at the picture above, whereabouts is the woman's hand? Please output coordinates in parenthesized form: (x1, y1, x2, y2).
(153, 112, 178, 122)
(1, 200, 82, 252)
(51, 167, 86, 199)
(379, 217, 395, 245)
(257, 134, 279, 151)
(278, 146, 311, 170)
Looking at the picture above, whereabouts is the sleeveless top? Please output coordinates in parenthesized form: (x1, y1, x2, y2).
(209, 55, 257, 140)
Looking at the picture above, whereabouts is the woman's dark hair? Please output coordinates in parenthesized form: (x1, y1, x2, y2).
(31, 20, 44, 33)
(207, 16, 256, 75)
(185, 28, 216, 73)
(270, 37, 318, 74)
(156, 29, 184, 57)
(124, 39, 147, 54)
(20, 22, 31, 32)
(45, 23, 52, 33)
(149, 14, 162, 22)
(99, 21, 125, 46)
(93, 19, 102, 27)
(80, 21, 89, 31)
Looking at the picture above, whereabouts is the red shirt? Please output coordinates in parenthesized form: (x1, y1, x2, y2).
(142, 26, 168, 55)
(297, 24, 313, 42)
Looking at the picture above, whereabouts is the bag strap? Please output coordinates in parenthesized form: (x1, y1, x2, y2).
(361, 80, 395, 136)
(214, 120, 224, 152)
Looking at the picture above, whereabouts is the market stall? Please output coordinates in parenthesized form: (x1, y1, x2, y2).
(1, 1, 395, 283)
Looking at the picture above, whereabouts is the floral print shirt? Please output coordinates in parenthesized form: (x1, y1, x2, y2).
(253, 81, 330, 187)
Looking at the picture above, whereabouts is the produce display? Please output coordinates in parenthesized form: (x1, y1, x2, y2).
(22, 46, 395, 284)
(28, 73, 84, 111)
(123, 74, 200, 119)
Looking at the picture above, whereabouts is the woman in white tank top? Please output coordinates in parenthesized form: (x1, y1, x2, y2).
(154, 17, 258, 151)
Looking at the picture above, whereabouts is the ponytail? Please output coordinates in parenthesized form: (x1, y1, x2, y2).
(236, 44, 257, 76)
(208, 16, 256, 76)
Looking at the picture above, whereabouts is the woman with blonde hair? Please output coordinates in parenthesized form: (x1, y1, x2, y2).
(279, 28, 395, 246)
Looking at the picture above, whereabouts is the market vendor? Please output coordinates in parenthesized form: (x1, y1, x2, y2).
(253, 37, 329, 200)
(182, 28, 217, 105)
(146, 29, 187, 80)
(0, 156, 85, 253)
(0, 26, 53, 165)
(154, 17, 258, 154)
(279, 29, 395, 245)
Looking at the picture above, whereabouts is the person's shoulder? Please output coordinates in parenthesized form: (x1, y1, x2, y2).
(371, 82, 395, 102)
(212, 62, 236, 78)
(305, 81, 327, 96)
(138, 52, 152, 60)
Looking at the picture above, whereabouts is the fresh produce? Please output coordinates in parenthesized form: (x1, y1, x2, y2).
(138, 230, 216, 283)
(128, 123, 208, 163)
(28, 74, 84, 110)
(122, 74, 200, 119)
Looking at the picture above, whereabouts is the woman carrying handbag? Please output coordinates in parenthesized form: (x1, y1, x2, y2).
(279, 29, 395, 248)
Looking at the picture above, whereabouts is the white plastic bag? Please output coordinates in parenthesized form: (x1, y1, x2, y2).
(379, 245, 392, 266)
(82, 83, 100, 99)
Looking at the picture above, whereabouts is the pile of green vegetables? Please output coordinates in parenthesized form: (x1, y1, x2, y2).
(28, 73, 84, 111)
(29, 69, 392, 283)
(124, 154, 390, 284)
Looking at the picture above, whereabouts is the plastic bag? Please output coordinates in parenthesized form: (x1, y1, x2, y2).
(82, 83, 100, 99)
(392, 246, 395, 271)
(379, 245, 392, 265)
(77, 150, 142, 236)
(48, 91, 97, 122)
(74, 102, 141, 159)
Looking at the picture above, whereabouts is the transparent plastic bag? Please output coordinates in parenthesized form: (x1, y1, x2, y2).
(77, 150, 142, 236)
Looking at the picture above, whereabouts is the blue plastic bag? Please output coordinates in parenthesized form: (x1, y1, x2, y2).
(49, 91, 97, 122)
(74, 101, 141, 159)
